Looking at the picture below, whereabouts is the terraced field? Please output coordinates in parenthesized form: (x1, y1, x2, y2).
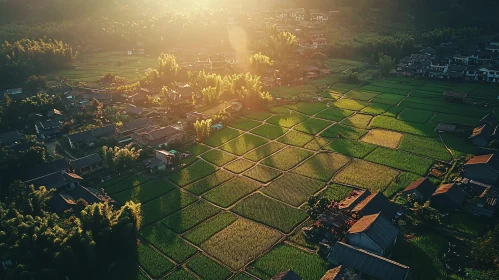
(104, 76, 493, 280)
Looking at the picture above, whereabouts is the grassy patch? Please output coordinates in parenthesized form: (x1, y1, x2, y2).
(186, 254, 232, 280)
(263, 173, 325, 206)
(202, 219, 282, 270)
(326, 138, 377, 158)
(399, 134, 452, 162)
(316, 107, 355, 121)
(365, 147, 434, 176)
(285, 102, 328, 115)
(243, 165, 282, 183)
(287, 220, 318, 250)
(203, 177, 261, 208)
(334, 159, 399, 191)
(431, 113, 480, 126)
(345, 90, 378, 101)
(320, 183, 354, 201)
(243, 142, 286, 161)
(341, 113, 373, 129)
(361, 103, 392, 115)
(99, 174, 134, 189)
(277, 130, 315, 147)
(183, 170, 234, 196)
(382, 105, 406, 117)
(244, 111, 272, 121)
(441, 134, 475, 159)
(330, 82, 359, 93)
(232, 193, 308, 233)
(398, 108, 435, 124)
(187, 144, 211, 156)
(266, 113, 309, 128)
(294, 118, 333, 135)
(250, 124, 288, 140)
(224, 159, 255, 174)
(303, 137, 331, 150)
(113, 179, 176, 204)
(320, 124, 368, 140)
(270, 106, 290, 114)
(141, 189, 198, 226)
(137, 243, 175, 278)
(161, 200, 221, 233)
(383, 172, 422, 198)
(105, 175, 150, 194)
(261, 147, 313, 171)
(361, 129, 403, 149)
(168, 160, 218, 186)
(332, 99, 369, 111)
(219, 134, 268, 156)
(183, 212, 238, 245)
(140, 224, 197, 263)
(204, 128, 243, 147)
(294, 152, 350, 182)
(253, 244, 328, 280)
(230, 118, 262, 131)
(443, 212, 490, 237)
(371, 116, 437, 137)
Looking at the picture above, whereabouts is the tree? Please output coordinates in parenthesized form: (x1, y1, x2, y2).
(100, 145, 142, 171)
(249, 52, 273, 77)
(25, 75, 48, 89)
(194, 119, 212, 141)
(379, 52, 396, 76)
(201, 86, 220, 105)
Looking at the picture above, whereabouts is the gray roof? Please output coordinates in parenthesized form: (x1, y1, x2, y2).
(72, 185, 101, 204)
(71, 153, 102, 170)
(328, 242, 409, 280)
(0, 130, 23, 145)
(25, 171, 67, 190)
(121, 118, 154, 133)
(25, 159, 69, 181)
(348, 213, 399, 250)
(68, 124, 116, 144)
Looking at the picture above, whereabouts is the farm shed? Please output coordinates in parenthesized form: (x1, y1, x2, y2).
(347, 213, 399, 256)
(327, 242, 410, 280)
(464, 154, 499, 185)
(402, 178, 436, 202)
(430, 183, 466, 211)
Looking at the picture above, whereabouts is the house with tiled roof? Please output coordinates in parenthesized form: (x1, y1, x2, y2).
(328, 242, 410, 280)
(430, 183, 466, 211)
(469, 123, 497, 147)
(67, 124, 116, 149)
(132, 125, 183, 147)
(402, 178, 436, 202)
(347, 213, 399, 256)
(321, 266, 362, 280)
(70, 153, 103, 174)
(118, 118, 154, 137)
(338, 189, 371, 210)
(464, 154, 499, 185)
(352, 192, 396, 219)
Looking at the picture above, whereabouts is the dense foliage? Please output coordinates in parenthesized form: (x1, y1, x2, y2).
(0, 38, 76, 85)
(0, 181, 141, 280)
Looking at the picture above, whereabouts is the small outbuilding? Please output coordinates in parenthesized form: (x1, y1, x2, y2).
(430, 183, 466, 211)
(402, 178, 436, 202)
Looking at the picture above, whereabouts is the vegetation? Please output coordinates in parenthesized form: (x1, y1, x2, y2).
(263, 174, 325, 207)
(277, 130, 315, 147)
(219, 134, 268, 155)
(201, 149, 238, 166)
(140, 189, 197, 225)
(203, 177, 261, 208)
(365, 147, 434, 176)
(243, 165, 282, 183)
(294, 153, 350, 182)
(361, 129, 403, 149)
(140, 224, 197, 263)
(168, 160, 217, 186)
(321, 184, 354, 201)
(250, 124, 288, 140)
(204, 128, 242, 147)
(320, 124, 368, 140)
(326, 138, 377, 158)
(184, 170, 234, 195)
(294, 118, 333, 135)
(183, 213, 238, 245)
(232, 193, 308, 233)
(113, 179, 176, 204)
(186, 254, 232, 280)
(224, 159, 255, 174)
(261, 146, 313, 171)
(202, 219, 282, 270)
(334, 159, 399, 191)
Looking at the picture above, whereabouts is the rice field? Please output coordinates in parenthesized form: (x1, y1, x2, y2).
(365, 147, 434, 176)
(243, 142, 286, 161)
(293, 118, 333, 135)
(137, 243, 175, 278)
(250, 124, 288, 140)
(360, 129, 403, 149)
(140, 224, 197, 263)
(285, 102, 328, 115)
(232, 193, 308, 233)
(371, 116, 437, 137)
(203, 177, 261, 208)
(316, 107, 355, 121)
(326, 138, 377, 158)
(261, 147, 313, 171)
(219, 134, 268, 155)
(113, 179, 176, 204)
(399, 134, 453, 162)
(187, 143, 211, 156)
(320, 183, 354, 201)
(266, 112, 309, 128)
(341, 113, 373, 129)
(140, 189, 198, 226)
(334, 159, 399, 191)
(105, 174, 150, 194)
(201, 150, 238, 166)
(320, 124, 369, 140)
(243, 165, 282, 183)
(361, 103, 392, 115)
(294, 152, 350, 182)
(303, 137, 331, 150)
(263, 173, 326, 206)
(345, 90, 378, 101)
(397, 108, 435, 124)
(230, 118, 262, 131)
(204, 128, 243, 147)
(332, 99, 369, 111)
(161, 200, 221, 233)
(186, 254, 232, 280)
(201, 219, 282, 270)
(168, 160, 218, 186)
(183, 213, 238, 245)
(223, 158, 255, 173)
(277, 130, 315, 147)
(183, 170, 234, 195)
(383, 172, 422, 198)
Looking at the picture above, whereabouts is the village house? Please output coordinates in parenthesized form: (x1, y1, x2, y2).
(142, 150, 178, 173)
(464, 154, 499, 185)
(23, 158, 82, 190)
(430, 183, 466, 211)
(351, 192, 396, 219)
(132, 125, 183, 147)
(70, 153, 103, 175)
(172, 83, 196, 103)
(0, 130, 24, 146)
(124, 103, 146, 116)
(469, 123, 497, 146)
(35, 119, 63, 140)
(51, 185, 115, 213)
(402, 178, 436, 202)
(118, 118, 154, 137)
(67, 124, 116, 149)
(346, 213, 399, 257)
(470, 186, 499, 217)
(311, 38, 328, 49)
(338, 189, 372, 211)
(328, 242, 410, 280)
(428, 58, 450, 79)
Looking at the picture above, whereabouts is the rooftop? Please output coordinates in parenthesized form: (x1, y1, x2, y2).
(403, 177, 436, 199)
(348, 213, 399, 250)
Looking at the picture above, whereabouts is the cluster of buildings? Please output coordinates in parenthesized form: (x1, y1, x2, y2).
(397, 39, 499, 82)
